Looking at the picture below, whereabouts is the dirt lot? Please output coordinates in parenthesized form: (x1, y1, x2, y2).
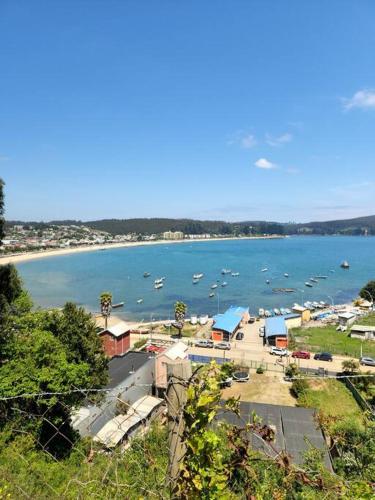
(221, 372, 296, 407)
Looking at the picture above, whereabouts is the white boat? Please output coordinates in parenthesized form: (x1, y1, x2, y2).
(199, 315, 208, 325)
(274, 308, 281, 315)
(261, 268, 268, 272)
(284, 273, 289, 278)
(231, 272, 240, 277)
(340, 261, 350, 269)
(305, 282, 313, 287)
(136, 299, 143, 304)
(211, 284, 218, 289)
(221, 269, 231, 275)
(266, 279, 270, 284)
(259, 308, 265, 317)
(193, 273, 204, 279)
(209, 292, 215, 298)
(190, 316, 198, 325)
(264, 310, 272, 317)
(284, 308, 291, 314)
(310, 278, 318, 283)
(154, 283, 163, 290)
(154, 278, 164, 285)
(280, 308, 287, 315)
(143, 272, 151, 278)
(192, 279, 199, 284)
(221, 282, 227, 287)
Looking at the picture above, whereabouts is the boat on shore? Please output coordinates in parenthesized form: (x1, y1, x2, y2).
(259, 308, 265, 317)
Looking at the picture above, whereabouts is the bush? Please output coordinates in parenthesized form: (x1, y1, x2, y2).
(133, 338, 147, 350)
(256, 366, 265, 374)
(291, 378, 309, 398)
(285, 363, 299, 378)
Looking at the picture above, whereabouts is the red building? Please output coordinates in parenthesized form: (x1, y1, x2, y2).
(98, 321, 131, 358)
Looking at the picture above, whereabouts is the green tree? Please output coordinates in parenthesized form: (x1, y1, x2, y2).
(342, 359, 360, 373)
(173, 301, 187, 337)
(359, 280, 375, 303)
(100, 291, 112, 329)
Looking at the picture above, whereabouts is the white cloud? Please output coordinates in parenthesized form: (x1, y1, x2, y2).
(343, 89, 375, 110)
(266, 132, 293, 146)
(254, 158, 277, 170)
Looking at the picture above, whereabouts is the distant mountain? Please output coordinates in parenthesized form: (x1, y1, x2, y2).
(5, 215, 375, 236)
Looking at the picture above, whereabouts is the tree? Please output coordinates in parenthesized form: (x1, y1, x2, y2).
(0, 178, 4, 245)
(100, 291, 112, 329)
(0, 264, 23, 307)
(173, 301, 187, 337)
(342, 359, 360, 373)
(359, 280, 375, 303)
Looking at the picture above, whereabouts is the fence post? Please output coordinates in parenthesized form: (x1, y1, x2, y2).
(166, 360, 192, 495)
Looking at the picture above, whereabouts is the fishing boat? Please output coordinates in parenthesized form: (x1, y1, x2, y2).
(310, 278, 318, 283)
(154, 283, 163, 290)
(209, 292, 215, 298)
(221, 269, 231, 275)
(264, 310, 272, 317)
(154, 278, 164, 285)
(193, 273, 204, 279)
(274, 308, 281, 315)
(314, 275, 328, 279)
(305, 282, 313, 287)
(231, 272, 240, 277)
(280, 308, 288, 315)
(266, 279, 270, 284)
(221, 282, 227, 287)
(143, 272, 151, 278)
(284, 273, 289, 278)
(211, 284, 218, 289)
(192, 279, 199, 285)
(284, 308, 292, 314)
(136, 299, 143, 304)
(259, 308, 265, 317)
(261, 268, 268, 272)
(112, 302, 124, 309)
(340, 261, 350, 269)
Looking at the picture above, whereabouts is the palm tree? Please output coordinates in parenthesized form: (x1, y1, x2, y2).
(100, 291, 113, 329)
(173, 301, 187, 337)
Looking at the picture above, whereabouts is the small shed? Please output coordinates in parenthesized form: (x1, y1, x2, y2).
(292, 305, 311, 323)
(338, 312, 356, 328)
(284, 313, 302, 329)
(264, 317, 288, 347)
(98, 321, 131, 358)
(350, 324, 375, 341)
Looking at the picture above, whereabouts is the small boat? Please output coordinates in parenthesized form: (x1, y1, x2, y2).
(319, 301, 327, 307)
(310, 278, 318, 283)
(209, 292, 215, 298)
(199, 315, 209, 325)
(261, 268, 268, 272)
(221, 282, 227, 287)
(231, 272, 240, 277)
(112, 302, 124, 309)
(312, 301, 320, 309)
(211, 284, 218, 289)
(305, 282, 313, 287)
(259, 308, 265, 317)
(154, 283, 163, 290)
(314, 275, 328, 279)
(274, 308, 281, 315)
(264, 310, 272, 317)
(190, 316, 198, 325)
(284, 273, 289, 278)
(154, 278, 163, 285)
(192, 279, 199, 285)
(284, 308, 291, 314)
(221, 269, 231, 275)
(143, 272, 151, 278)
(340, 261, 350, 269)
(136, 299, 143, 304)
(193, 273, 204, 279)
(266, 279, 270, 284)
(280, 308, 288, 315)
(330, 269, 335, 273)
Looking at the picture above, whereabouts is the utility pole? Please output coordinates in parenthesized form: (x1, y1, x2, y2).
(166, 360, 192, 495)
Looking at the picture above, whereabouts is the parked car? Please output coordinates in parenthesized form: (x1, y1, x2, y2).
(259, 326, 265, 337)
(270, 346, 289, 356)
(216, 341, 231, 350)
(360, 356, 375, 367)
(291, 350, 311, 360)
(235, 331, 244, 340)
(313, 352, 333, 362)
(195, 339, 214, 348)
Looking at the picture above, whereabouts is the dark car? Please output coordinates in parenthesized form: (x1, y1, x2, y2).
(314, 352, 333, 362)
(292, 350, 311, 360)
(236, 331, 244, 340)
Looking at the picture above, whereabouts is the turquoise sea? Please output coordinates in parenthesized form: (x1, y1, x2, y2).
(16, 236, 375, 322)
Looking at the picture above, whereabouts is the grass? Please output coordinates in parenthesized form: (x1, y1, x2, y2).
(297, 379, 364, 430)
(356, 312, 375, 326)
(290, 324, 375, 358)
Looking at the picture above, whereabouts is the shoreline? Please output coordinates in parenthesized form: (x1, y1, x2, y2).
(0, 235, 284, 265)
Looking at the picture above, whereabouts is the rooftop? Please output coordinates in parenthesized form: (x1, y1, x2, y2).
(265, 316, 287, 338)
(351, 324, 375, 333)
(107, 351, 155, 389)
(213, 306, 249, 334)
(99, 321, 132, 338)
(161, 341, 189, 361)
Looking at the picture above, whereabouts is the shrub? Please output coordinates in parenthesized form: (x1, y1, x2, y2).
(133, 338, 147, 350)
(256, 366, 265, 374)
(285, 363, 299, 378)
(291, 378, 309, 398)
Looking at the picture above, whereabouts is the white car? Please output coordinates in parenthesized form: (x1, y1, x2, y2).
(270, 346, 289, 356)
(215, 341, 231, 350)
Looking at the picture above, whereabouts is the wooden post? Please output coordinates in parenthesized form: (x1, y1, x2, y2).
(166, 360, 192, 494)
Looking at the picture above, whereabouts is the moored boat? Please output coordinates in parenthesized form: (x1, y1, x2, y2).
(137, 299, 143, 304)
(284, 273, 289, 278)
(261, 268, 268, 272)
(193, 273, 204, 279)
(305, 282, 313, 287)
(340, 261, 350, 269)
(221, 269, 231, 275)
(154, 283, 163, 290)
(211, 284, 218, 289)
(231, 272, 240, 277)
(143, 272, 151, 278)
(209, 292, 215, 298)
(221, 282, 227, 287)
(112, 302, 124, 309)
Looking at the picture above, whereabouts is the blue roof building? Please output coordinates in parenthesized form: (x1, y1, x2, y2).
(212, 306, 249, 341)
(264, 317, 288, 346)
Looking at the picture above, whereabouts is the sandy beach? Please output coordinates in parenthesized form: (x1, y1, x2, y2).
(0, 235, 284, 265)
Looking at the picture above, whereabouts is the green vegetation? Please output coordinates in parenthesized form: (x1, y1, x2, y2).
(359, 281, 375, 303)
(99, 291, 112, 329)
(173, 301, 187, 337)
(356, 311, 375, 326)
(133, 338, 147, 349)
(290, 324, 375, 358)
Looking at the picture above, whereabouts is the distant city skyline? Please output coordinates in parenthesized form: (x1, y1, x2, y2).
(1, 1, 375, 223)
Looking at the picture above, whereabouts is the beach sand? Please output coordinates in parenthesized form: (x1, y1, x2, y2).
(0, 235, 283, 265)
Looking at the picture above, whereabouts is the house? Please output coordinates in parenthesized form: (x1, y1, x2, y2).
(292, 305, 311, 323)
(338, 312, 357, 328)
(98, 321, 131, 358)
(211, 306, 250, 341)
(155, 341, 189, 393)
(72, 351, 155, 437)
(350, 324, 375, 341)
(163, 231, 184, 240)
(264, 317, 288, 347)
(284, 313, 302, 329)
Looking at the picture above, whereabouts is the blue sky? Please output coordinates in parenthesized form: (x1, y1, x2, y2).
(1, 0, 375, 222)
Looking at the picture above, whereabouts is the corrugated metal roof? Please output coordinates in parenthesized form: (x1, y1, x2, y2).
(99, 321, 132, 338)
(265, 317, 287, 338)
(351, 324, 375, 333)
(94, 395, 163, 448)
(163, 341, 188, 361)
(212, 306, 249, 334)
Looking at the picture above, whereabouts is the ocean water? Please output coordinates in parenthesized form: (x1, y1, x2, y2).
(16, 236, 375, 321)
